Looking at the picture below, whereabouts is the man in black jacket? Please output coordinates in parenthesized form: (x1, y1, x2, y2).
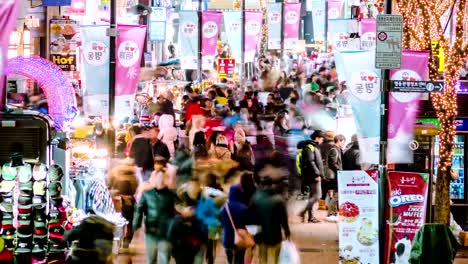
(130, 128, 155, 182)
(298, 130, 324, 223)
(325, 135, 345, 222)
(343, 134, 361, 170)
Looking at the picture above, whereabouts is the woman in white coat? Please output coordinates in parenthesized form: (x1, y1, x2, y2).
(158, 114, 178, 159)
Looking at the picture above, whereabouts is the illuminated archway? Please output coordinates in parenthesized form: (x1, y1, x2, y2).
(5, 56, 78, 129)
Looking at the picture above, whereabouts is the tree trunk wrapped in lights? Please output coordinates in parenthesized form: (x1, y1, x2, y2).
(396, 0, 468, 225)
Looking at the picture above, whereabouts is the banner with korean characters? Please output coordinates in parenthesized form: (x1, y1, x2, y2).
(244, 11, 263, 63)
(360, 18, 376, 50)
(50, 18, 79, 71)
(328, 19, 352, 51)
(338, 170, 379, 264)
(179, 11, 199, 70)
(223, 11, 242, 61)
(267, 3, 282, 50)
(80, 25, 110, 117)
(201, 11, 222, 70)
(149, 7, 167, 41)
(115, 24, 147, 121)
(385, 171, 429, 264)
(217, 58, 236, 79)
(311, 0, 326, 42)
(283, 3, 301, 50)
(328, 0, 343, 19)
(335, 50, 381, 164)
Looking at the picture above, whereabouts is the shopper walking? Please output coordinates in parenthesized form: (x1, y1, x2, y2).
(252, 176, 290, 264)
(133, 170, 176, 264)
(324, 135, 345, 222)
(343, 134, 361, 170)
(298, 130, 325, 223)
(129, 127, 156, 182)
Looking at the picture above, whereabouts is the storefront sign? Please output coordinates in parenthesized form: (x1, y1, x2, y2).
(201, 11, 222, 69)
(385, 171, 429, 264)
(149, 7, 166, 41)
(283, 3, 302, 50)
(223, 11, 241, 60)
(267, 3, 282, 50)
(391, 80, 444, 93)
(431, 41, 445, 72)
(360, 18, 376, 50)
(62, 0, 86, 16)
(311, 0, 326, 42)
(244, 11, 263, 63)
(217, 58, 236, 79)
(375, 15, 403, 69)
(179, 11, 199, 70)
(338, 170, 379, 264)
(327, 0, 342, 19)
(43, 0, 72, 6)
(50, 19, 78, 72)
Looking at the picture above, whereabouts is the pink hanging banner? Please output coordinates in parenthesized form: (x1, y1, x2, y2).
(115, 24, 147, 120)
(387, 50, 429, 163)
(283, 3, 302, 50)
(0, 0, 20, 110)
(201, 11, 222, 69)
(244, 11, 263, 63)
(327, 0, 343, 19)
(360, 18, 376, 50)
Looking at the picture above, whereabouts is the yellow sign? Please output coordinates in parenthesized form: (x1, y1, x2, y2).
(431, 41, 445, 72)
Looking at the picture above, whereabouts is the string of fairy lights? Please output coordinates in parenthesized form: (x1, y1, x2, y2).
(396, 0, 468, 172)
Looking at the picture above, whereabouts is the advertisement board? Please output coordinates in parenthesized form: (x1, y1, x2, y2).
(338, 170, 379, 264)
(384, 171, 429, 264)
(50, 19, 78, 71)
(217, 58, 236, 79)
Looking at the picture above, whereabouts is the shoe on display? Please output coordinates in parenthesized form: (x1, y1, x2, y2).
(1, 164, 16, 181)
(48, 165, 63, 182)
(18, 195, 32, 213)
(0, 181, 15, 195)
(33, 181, 47, 197)
(18, 164, 32, 183)
(32, 164, 47, 181)
(48, 182, 62, 198)
(19, 181, 33, 196)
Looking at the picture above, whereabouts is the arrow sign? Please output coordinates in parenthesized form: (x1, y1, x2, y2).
(391, 80, 444, 93)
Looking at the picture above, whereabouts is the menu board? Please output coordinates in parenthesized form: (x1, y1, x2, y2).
(49, 19, 78, 71)
(385, 171, 429, 264)
(338, 170, 379, 264)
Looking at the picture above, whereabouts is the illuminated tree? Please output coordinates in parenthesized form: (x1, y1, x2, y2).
(396, 0, 468, 224)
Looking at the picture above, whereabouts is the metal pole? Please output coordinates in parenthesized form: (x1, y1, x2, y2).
(197, 0, 203, 82)
(108, 0, 117, 157)
(280, 1, 285, 62)
(379, 0, 392, 263)
(324, 0, 329, 52)
(241, 0, 246, 85)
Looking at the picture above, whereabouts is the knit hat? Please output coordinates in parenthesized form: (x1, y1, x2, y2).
(48, 165, 63, 182)
(33, 164, 47, 181)
(18, 164, 32, 183)
(1, 164, 16, 181)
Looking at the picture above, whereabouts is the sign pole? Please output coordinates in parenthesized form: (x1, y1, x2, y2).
(240, 0, 246, 85)
(108, 0, 117, 157)
(280, 0, 284, 62)
(197, 0, 203, 82)
(379, 0, 392, 263)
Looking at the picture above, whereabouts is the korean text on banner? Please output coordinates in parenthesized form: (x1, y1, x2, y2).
(267, 3, 282, 50)
(360, 18, 376, 50)
(50, 19, 79, 72)
(202, 11, 222, 70)
(338, 170, 379, 264)
(223, 11, 242, 61)
(150, 7, 167, 41)
(385, 171, 429, 264)
(283, 3, 301, 50)
(80, 25, 110, 117)
(335, 50, 381, 164)
(0, 0, 20, 109)
(115, 24, 147, 120)
(311, 0, 326, 42)
(327, 0, 343, 19)
(387, 51, 429, 163)
(179, 11, 199, 70)
(244, 11, 263, 63)
(328, 19, 352, 51)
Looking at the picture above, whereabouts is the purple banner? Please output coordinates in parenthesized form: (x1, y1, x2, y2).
(327, 0, 343, 19)
(360, 18, 376, 50)
(388, 50, 429, 163)
(244, 11, 263, 63)
(283, 3, 301, 50)
(202, 11, 222, 69)
(0, 1, 20, 110)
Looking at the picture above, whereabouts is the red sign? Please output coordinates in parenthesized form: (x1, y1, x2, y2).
(385, 171, 429, 264)
(217, 58, 236, 79)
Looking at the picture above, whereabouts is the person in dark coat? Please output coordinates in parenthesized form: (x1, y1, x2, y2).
(325, 135, 345, 221)
(298, 130, 324, 223)
(151, 127, 171, 162)
(252, 177, 290, 264)
(130, 128, 156, 181)
(343, 134, 361, 170)
(219, 186, 249, 264)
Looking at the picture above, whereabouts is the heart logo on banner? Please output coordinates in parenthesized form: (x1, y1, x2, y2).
(118, 40, 140, 68)
(368, 76, 375, 82)
(349, 70, 381, 102)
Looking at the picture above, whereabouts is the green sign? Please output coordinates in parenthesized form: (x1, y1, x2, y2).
(416, 118, 440, 128)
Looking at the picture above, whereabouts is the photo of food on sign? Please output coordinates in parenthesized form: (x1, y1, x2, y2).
(50, 19, 78, 55)
(339, 245, 360, 264)
(357, 218, 378, 246)
(339, 202, 360, 222)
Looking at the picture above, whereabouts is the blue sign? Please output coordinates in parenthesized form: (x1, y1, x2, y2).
(455, 118, 468, 131)
(43, 0, 71, 6)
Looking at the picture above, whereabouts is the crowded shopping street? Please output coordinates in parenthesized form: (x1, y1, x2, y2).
(1, 0, 468, 263)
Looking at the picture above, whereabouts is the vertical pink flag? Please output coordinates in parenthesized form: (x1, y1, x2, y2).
(115, 24, 147, 120)
(360, 18, 376, 50)
(0, 0, 20, 110)
(201, 11, 222, 69)
(327, 0, 343, 19)
(283, 3, 302, 50)
(244, 11, 263, 63)
(387, 50, 429, 163)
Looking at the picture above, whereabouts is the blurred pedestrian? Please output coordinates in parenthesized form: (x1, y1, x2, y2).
(324, 135, 345, 222)
(343, 134, 361, 170)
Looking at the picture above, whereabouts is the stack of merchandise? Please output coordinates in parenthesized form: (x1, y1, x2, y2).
(0, 164, 17, 253)
(31, 163, 48, 255)
(47, 165, 67, 254)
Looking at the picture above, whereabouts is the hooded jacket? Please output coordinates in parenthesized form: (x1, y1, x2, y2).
(219, 185, 249, 248)
(298, 140, 324, 184)
(158, 114, 178, 159)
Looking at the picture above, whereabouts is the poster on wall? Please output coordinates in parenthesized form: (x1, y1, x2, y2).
(149, 7, 167, 42)
(385, 171, 429, 264)
(338, 170, 379, 264)
(50, 19, 78, 71)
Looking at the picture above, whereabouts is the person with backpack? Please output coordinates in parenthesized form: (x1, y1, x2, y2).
(297, 130, 325, 223)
